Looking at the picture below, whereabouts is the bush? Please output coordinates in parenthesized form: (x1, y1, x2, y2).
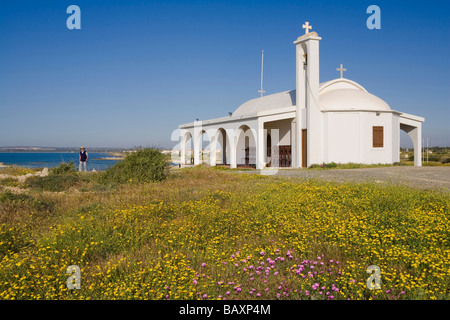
(99, 148, 168, 184)
(326, 162, 337, 168)
(309, 162, 338, 169)
(0, 190, 31, 203)
(26, 175, 80, 192)
(441, 157, 450, 164)
(51, 161, 77, 175)
(0, 190, 55, 212)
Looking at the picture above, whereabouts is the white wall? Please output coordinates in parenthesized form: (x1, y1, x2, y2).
(324, 111, 394, 165)
(325, 112, 361, 163)
(365, 112, 393, 164)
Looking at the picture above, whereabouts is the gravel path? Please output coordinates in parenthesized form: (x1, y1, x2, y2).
(258, 167, 450, 191)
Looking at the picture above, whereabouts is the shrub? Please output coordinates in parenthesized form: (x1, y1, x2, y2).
(51, 161, 77, 175)
(0, 190, 31, 203)
(0, 190, 55, 213)
(99, 148, 168, 184)
(0, 177, 18, 187)
(441, 157, 450, 164)
(327, 162, 337, 168)
(310, 162, 338, 169)
(26, 175, 80, 192)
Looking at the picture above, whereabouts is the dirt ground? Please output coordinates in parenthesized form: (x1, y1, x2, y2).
(263, 166, 450, 191)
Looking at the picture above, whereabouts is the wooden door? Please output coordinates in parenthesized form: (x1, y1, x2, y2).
(302, 129, 307, 168)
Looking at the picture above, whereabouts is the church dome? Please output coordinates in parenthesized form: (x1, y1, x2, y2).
(318, 78, 391, 111)
(232, 78, 390, 116)
(232, 90, 296, 117)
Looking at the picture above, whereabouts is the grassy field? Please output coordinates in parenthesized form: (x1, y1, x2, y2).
(0, 165, 449, 300)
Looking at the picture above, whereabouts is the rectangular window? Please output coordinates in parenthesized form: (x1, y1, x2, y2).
(373, 126, 384, 148)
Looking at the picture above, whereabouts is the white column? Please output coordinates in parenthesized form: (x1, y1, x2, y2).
(193, 121, 202, 166)
(291, 119, 297, 167)
(228, 128, 237, 169)
(305, 38, 323, 167)
(180, 133, 186, 165)
(409, 125, 422, 167)
(256, 120, 265, 170)
(209, 135, 216, 166)
(392, 115, 400, 163)
(193, 139, 200, 165)
(294, 41, 306, 168)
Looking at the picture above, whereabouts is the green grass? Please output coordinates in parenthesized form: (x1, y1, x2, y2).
(25, 174, 82, 192)
(0, 166, 39, 176)
(0, 166, 448, 300)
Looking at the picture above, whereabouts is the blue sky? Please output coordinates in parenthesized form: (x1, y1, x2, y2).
(0, 0, 449, 148)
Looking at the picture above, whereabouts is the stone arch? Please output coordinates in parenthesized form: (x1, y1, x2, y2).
(194, 128, 214, 165)
(400, 122, 422, 166)
(235, 124, 257, 167)
(213, 128, 230, 165)
(181, 131, 193, 165)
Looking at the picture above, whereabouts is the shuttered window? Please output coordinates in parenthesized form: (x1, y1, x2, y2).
(373, 126, 384, 148)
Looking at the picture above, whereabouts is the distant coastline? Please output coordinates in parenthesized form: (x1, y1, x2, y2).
(0, 152, 122, 170)
(0, 146, 132, 153)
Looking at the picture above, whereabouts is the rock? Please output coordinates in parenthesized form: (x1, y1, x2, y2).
(39, 168, 49, 177)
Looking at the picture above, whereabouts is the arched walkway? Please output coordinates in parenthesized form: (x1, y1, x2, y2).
(181, 131, 193, 165)
(195, 129, 211, 165)
(235, 125, 257, 167)
(213, 128, 230, 166)
(400, 122, 422, 166)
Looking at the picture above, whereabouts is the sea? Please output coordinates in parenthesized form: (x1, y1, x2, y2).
(0, 152, 121, 171)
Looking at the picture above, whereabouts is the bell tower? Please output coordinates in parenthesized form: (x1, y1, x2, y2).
(293, 22, 323, 167)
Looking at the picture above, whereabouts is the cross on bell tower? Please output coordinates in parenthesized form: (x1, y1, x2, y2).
(302, 22, 312, 34)
(336, 64, 347, 78)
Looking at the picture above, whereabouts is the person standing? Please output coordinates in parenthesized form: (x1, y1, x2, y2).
(79, 147, 89, 172)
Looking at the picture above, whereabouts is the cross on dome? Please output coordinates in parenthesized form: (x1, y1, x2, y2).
(302, 22, 312, 34)
(337, 64, 347, 78)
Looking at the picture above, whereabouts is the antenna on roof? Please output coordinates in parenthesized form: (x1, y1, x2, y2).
(258, 50, 266, 98)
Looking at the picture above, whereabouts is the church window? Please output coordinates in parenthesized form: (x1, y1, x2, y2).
(373, 126, 384, 148)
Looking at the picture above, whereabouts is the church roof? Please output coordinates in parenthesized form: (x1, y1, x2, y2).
(232, 90, 296, 117)
(232, 78, 391, 117)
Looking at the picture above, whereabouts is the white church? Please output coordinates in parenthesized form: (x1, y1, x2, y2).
(178, 23, 424, 169)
